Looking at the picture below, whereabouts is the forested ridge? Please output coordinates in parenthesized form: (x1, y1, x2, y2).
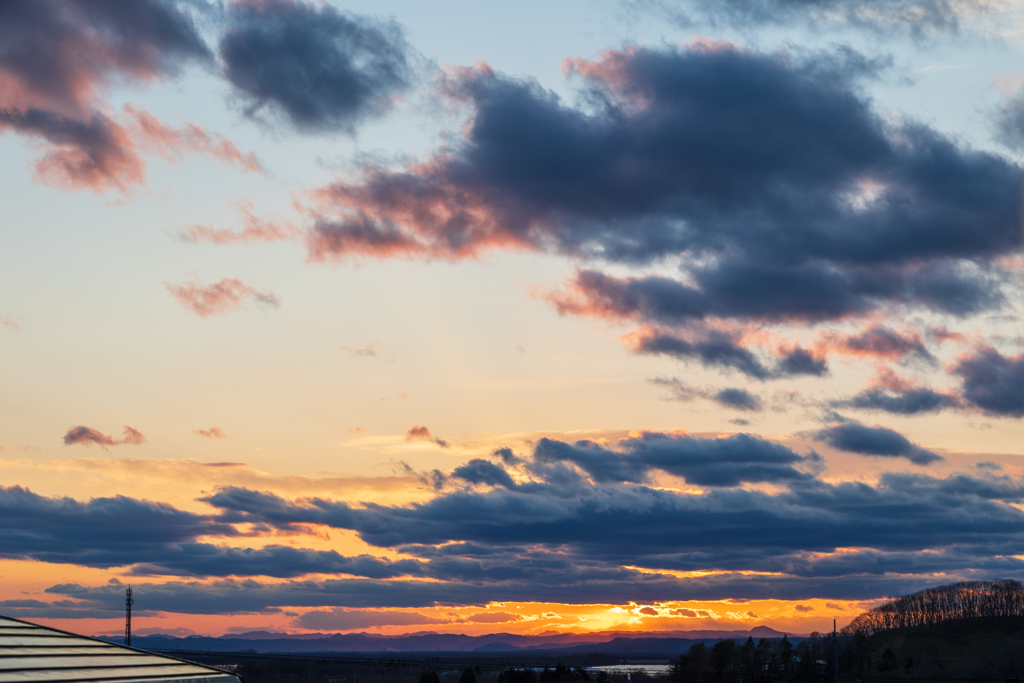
(663, 580, 1024, 680)
(843, 579, 1024, 635)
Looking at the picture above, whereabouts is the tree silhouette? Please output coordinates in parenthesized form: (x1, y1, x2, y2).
(844, 579, 1024, 636)
(498, 668, 536, 683)
(686, 642, 709, 672)
(877, 648, 898, 673)
(711, 639, 735, 680)
(669, 654, 689, 683)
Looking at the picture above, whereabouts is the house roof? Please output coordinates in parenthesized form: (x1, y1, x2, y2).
(0, 615, 241, 683)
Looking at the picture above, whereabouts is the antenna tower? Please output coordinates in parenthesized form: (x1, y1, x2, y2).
(125, 586, 134, 647)
(833, 618, 838, 683)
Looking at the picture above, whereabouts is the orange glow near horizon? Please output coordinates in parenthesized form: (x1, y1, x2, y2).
(22, 594, 872, 640)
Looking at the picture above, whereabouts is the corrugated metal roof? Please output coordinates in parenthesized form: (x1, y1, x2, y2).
(0, 616, 241, 683)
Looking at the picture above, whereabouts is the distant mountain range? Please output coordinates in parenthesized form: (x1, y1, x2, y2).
(98, 625, 797, 656)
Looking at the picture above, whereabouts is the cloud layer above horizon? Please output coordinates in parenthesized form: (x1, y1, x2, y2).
(0, 0, 1021, 636)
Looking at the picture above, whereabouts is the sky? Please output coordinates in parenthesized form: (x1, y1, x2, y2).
(0, 0, 1022, 640)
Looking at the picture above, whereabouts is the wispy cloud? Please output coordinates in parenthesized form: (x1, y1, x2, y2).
(406, 425, 450, 448)
(125, 105, 264, 174)
(63, 425, 146, 448)
(340, 340, 380, 357)
(164, 277, 280, 317)
(181, 202, 297, 246)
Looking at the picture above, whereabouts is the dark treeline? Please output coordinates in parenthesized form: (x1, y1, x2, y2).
(210, 659, 607, 683)
(497, 664, 592, 683)
(669, 634, 835, 681)
(843, 579, 1024, 636)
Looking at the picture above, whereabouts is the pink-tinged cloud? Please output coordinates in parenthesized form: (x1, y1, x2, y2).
(3, 106, 262, 193)
(63, 425, 146, 448)
(993, 71, 1024, 96)
(561, 40, 742, 110)
(406, 425, 433, 440)
(194, 427, 227, 439)
(125, 105, 264, 174)
(302, 140, 541, 263)
(7, 109, 148, 192)
(0, 315, 18, 330)
(406, 425, 449, 448)
(872, 367, 921, 393)
(929, 325, 968, 345)
(0, 3, 215, 193)
(815, 325, 932, 361)
(182, 203, 297, 245)
(542, 271, 641, 323)
(0, 1, 210, 117)
(164, 277, 280, 318)
(868, 367, 959, 402)
(839, 366, 963, 415)
(294, 40, 1015, 367)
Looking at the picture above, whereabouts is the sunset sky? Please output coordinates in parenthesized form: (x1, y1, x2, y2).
(0, 0, 1022, 641)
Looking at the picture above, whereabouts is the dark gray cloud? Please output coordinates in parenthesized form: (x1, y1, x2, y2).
(631, 328, 774, 379)
(129, 545, 424, 580)
(838, 385, 963, 415)
(0, 108, 142, 190)
(451, 459, 517, 488)
(0, 0, 211, 189)
(0, 485, 422, 579)
(551, 265, 1000, 350)
(0, 598, 124, 620)
(951, 346, 1024, 418)
(834, 346, 1023, 418)
(219, 0, 413, 133)
(996, 96, 1024, 150)
(530, 431, 811, 486)
(38, 569, 973, 617)
(5, 431, 1024, 615)
(815, 422, 944, 465)
(634, 329, 829, 380)
(36, 532, 1024, 615)
(308, 43, 1019, 284)
(651, 377, 764, 411)
(715, 388, 763, 411)
(823, 325, 933, 362)
(777, 347, 829, 377)
(202, 453, 1024, 581)
(304, 42, 1016, 391)
(555, 266, 873, 325)
(0, 0, 210, 111)
(0, 484, 231, 562)
(173, 464, 1024, 610)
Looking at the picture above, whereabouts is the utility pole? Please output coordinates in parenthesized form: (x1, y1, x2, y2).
(125, 586, 134, 647)
(833, 619, 838, 683)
